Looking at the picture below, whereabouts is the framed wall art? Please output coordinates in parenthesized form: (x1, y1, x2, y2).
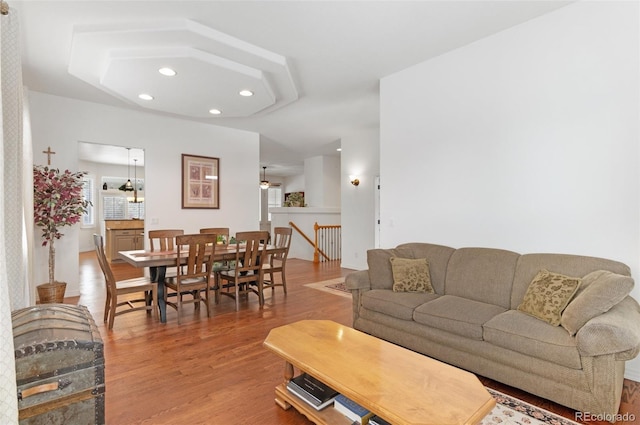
(181, 154, 220, 209)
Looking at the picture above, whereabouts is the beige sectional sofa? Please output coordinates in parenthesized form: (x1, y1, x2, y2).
(345, 242, 640, 419)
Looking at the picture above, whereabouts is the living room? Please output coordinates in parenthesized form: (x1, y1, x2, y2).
(3, 0, 640, 423)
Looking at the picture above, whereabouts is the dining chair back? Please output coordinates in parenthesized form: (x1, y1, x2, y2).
(149, 229, 184, 251)
(262, 226, 292, 295)
(93, 234, 158, 330)
(199, 227, 230, 245)
(164, 233, 217, 324)
(217, 230, 269, 311)
(149, 229, 184, 279)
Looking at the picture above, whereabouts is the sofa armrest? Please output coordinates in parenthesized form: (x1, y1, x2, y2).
(345, 270, 371, 326)
(345, 270, 371, 291)
(576, 296, 640, 360)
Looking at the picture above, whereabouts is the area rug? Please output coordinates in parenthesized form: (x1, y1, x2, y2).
(303, 278, 351, 299)
(482, 388, 580, 425)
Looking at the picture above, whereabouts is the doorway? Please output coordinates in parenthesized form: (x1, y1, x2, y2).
(77, 141, 145, 253)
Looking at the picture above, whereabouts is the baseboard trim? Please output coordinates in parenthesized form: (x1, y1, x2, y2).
(625, 366, 640, 383)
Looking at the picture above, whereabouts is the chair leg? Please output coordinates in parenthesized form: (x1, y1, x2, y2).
(193, 290, 200, 311)
(108, 297, 117, 330)
(204, 286, 211, 318)
(103, 292, 111, 323)
(234, 280, 240, 311)
(268, 270, 275, 292)
(258, 277, 264, 307)
(281, 267, 287, 294)
(177, 288, 182, 325)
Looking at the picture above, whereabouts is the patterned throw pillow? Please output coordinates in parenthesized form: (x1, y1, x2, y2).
(389, 257, 434, 293)
(517, 269, 581, 326)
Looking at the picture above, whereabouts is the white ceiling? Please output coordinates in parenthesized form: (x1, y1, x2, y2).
(14, 0, 571, 176)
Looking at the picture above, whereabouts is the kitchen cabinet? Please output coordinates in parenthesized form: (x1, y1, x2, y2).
(105, 220, 144, 262)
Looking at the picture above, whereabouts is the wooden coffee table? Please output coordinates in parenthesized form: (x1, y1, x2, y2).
(263, 320, 495, 425)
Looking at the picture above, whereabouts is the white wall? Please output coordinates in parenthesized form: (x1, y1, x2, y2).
(29, 91, 260, 298)
(284, 174, 305, 195)
(304, 155, 341, 207)
(341, 128, 380, 270)
(380, 2, 640, 378)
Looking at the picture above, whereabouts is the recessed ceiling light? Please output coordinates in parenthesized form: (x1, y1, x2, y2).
(138, 94, 154, 101)
(239, 90, 254, 97)
(208, 109, 222, 115)
(336, 148, 342, 152)
(158, 67, 177, 77)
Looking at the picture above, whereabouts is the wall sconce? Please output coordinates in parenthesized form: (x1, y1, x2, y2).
(350, 175, 360, 186)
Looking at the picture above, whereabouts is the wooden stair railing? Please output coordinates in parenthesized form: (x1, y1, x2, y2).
(289, 221, 341, 263)
(314, 223, 341, 263)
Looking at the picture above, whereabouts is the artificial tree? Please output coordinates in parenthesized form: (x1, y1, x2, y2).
(33, 165, 89, 300)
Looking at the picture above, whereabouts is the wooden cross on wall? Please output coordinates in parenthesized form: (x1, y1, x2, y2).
(42, 146, 56, 165)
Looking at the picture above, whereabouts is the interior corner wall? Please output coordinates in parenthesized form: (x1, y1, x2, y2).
(28, 91, 260, 299)
(380, 2, 640, 378)
(322, 156, 341, 208)
(341, 128, 380, 270)
(283, 174, 305, 194)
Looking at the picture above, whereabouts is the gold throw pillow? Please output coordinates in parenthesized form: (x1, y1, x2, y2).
(390, 257, 434, 293)
(517, 269, 581, 326)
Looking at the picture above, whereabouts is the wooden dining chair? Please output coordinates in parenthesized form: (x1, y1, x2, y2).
(149, 229, 184, 251)
(217, 231, 269, 311)
(93, 234, 158, 330)
(200, 227, 232, 275)
(262, 227, 292, 295)
(164, 233, 217, 324)
(148, 229, 184, 278)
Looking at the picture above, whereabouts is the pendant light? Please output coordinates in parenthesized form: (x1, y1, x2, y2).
(133, 158, 138, 203)
(119, 148, 134, 192)
(260, 166, 270, 190)
(124, 148, 133, 191)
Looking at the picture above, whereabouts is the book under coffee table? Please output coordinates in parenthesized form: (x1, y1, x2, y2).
(263, 320, 495, 425)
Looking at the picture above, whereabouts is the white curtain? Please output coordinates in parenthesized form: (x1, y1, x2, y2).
(0, 4, 31, 424)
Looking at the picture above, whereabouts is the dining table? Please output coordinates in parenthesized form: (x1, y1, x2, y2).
(119, 244, 284, 323)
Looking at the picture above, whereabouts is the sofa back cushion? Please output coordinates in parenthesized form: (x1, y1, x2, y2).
(561, 270, 634, 335)
(395, 243, 455, 294)
(367, 248, 414, 290)
(444, 247, 519, 309)
(511, 253, 631, 310)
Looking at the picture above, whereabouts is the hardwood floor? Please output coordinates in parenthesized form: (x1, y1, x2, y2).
(77, 251, 639, 424)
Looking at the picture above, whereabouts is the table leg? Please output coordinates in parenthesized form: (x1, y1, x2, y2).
(150, 266, 167, 323)
(275, 361, 295, 410)
(284, 361, 294, 382)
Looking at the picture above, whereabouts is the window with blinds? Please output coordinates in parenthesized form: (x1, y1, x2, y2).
(128, 202, 144, 220)
(103, 196, 145, 220)
(267, 186, 282, 221)
(82, 177, 94, 226)
(103, 196, 128, 220)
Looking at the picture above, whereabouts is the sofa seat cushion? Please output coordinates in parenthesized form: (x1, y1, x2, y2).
(361, 289, 440, 321)
(413, 295, 506, 340)
(484, 310, 581, 369)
